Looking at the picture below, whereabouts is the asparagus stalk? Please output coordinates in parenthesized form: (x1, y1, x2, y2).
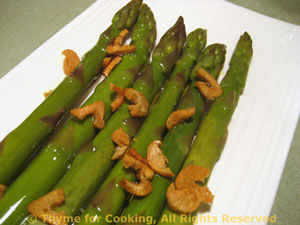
(157, 32, 253, 225)
(117, 44, 226, 225)
(76, 27, 206, 225)
(0, 0, 142, 185)
(23, 13, 186, 225)
(0, 4, 156, 225)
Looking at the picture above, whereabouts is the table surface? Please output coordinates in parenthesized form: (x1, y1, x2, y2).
(0, 0, 299, 224)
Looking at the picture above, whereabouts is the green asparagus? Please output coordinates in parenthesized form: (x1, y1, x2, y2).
(23, 14, 186, 225)
(117, 43, 226, 225)
(77, 27, 206, 225)
(0, 4, 156, 225)
(157, 32, 253, 225)
(0, 0, 142, 185)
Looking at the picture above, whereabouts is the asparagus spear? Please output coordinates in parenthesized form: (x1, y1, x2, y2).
(0, 0, 142, 185)
(117, 44, 226, 225)
(76, 27, 205, 225)
(0, 4, 156, 225)
(22, 14, 186, 225)
(157, 32, 253, 225)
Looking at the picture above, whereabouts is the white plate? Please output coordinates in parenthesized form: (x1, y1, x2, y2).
(1, 0, 300, 224)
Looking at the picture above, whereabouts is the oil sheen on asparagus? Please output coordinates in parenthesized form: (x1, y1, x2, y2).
(0, 3, 156, 224)
(117, 43, 226, 225)
(156, 32, 253, 225)
(0, 0, 142, 185)
(76, 26, 206, 225)
(24, 10, 188, 225)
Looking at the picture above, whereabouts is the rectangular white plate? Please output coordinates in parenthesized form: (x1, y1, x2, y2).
(1, 0, 300, 224)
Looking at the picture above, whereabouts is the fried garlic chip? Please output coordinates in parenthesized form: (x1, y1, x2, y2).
(0, 184, 6, 199)
(62, 49, 80, 76)
(103, 56, 122, 77)
(166, 107, 195, 131)
(127, 148, 149, 165)
(106, 45, 136, 55)
(111, 128, 130, 147)
(111, 128, 130, 160)
(122, 149, 153, 180)
(121, 149, 154, 196)
(147, 140, 174, 177)
(27, 188, 67, 225)
(195, 68, 223, 99)
(175, 165, 210, 190)
(71, 101, 105, 129)
(166, 183, 200, 214)
(114, 29, 129, 46)
(111, 146, 128, 160)
(103, 57, 112, 68)
(166, 165, 214, 214)
(124, 88, 149, 117)
(120, 178, 152, 196)
(102, 29, 131, 76)
(110, 83, 124, 112)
